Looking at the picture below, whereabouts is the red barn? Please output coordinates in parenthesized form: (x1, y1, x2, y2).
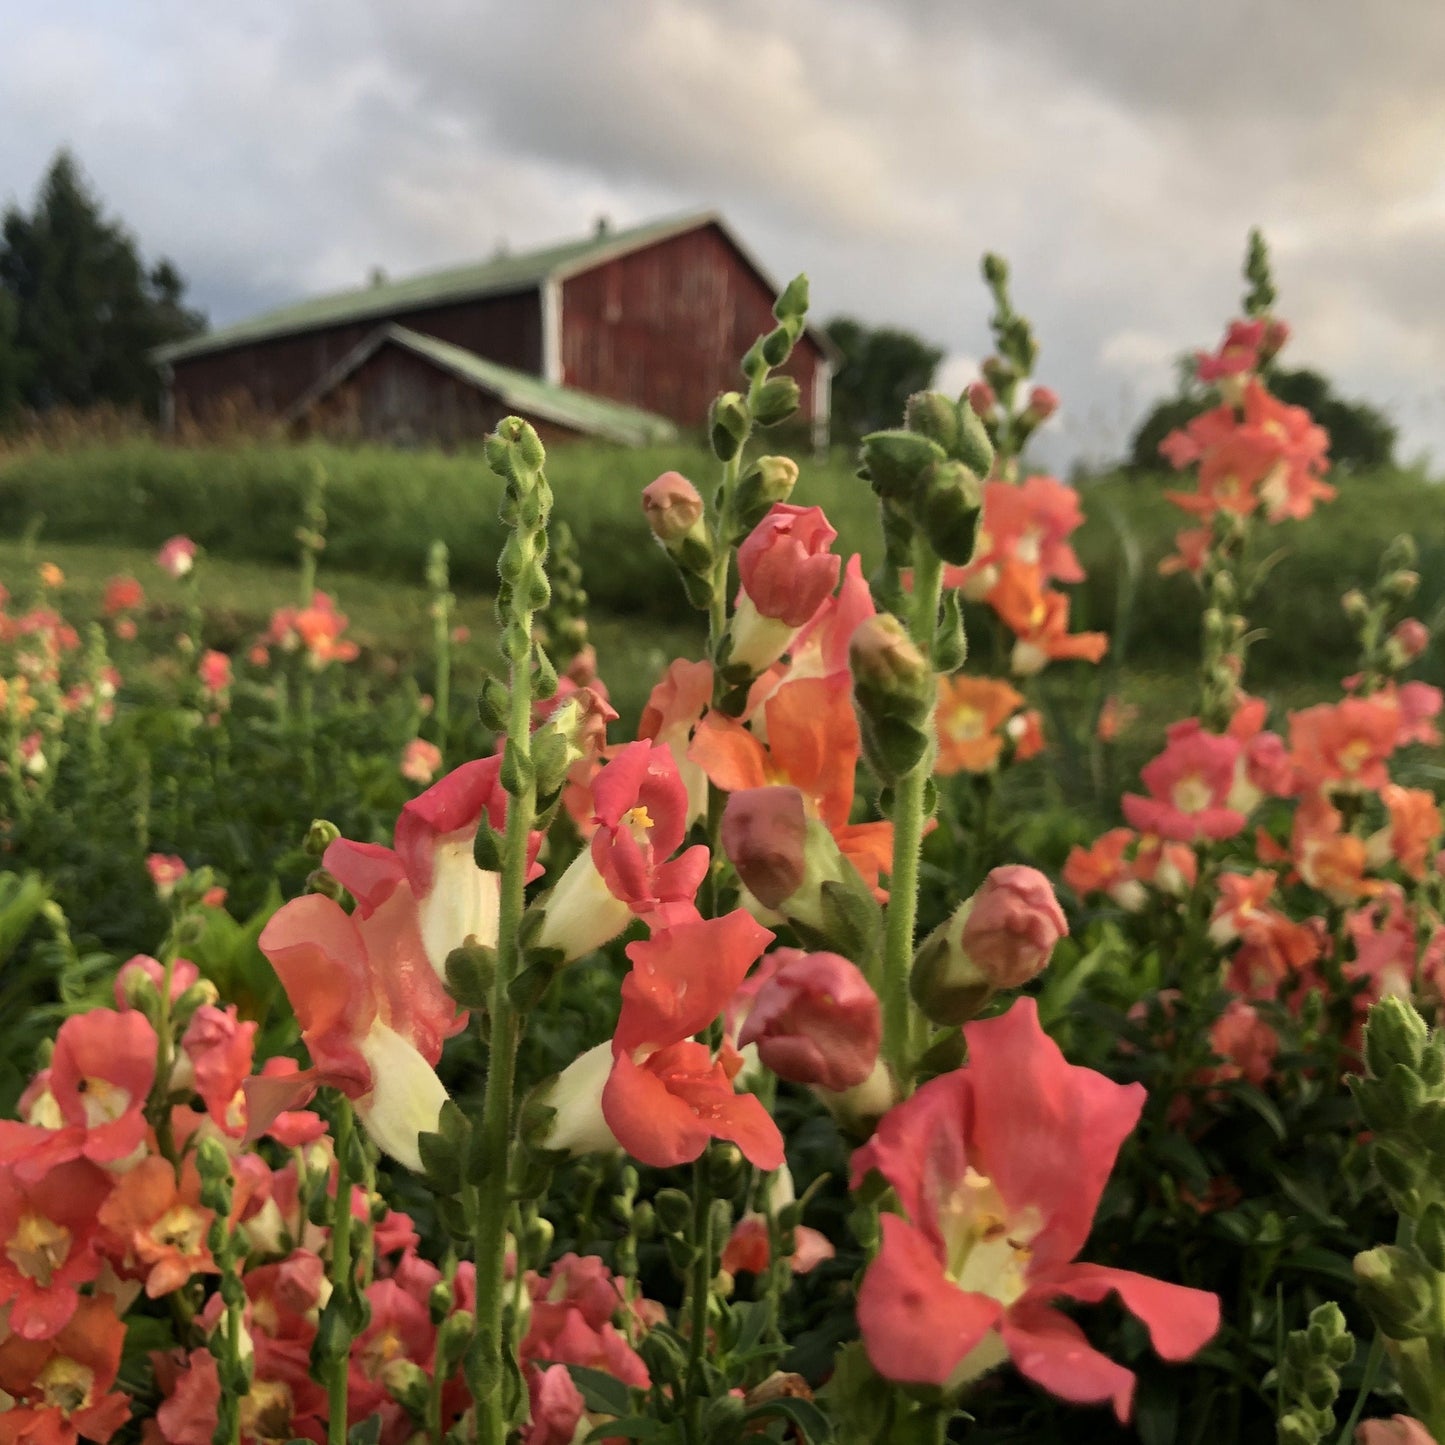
(157, 212, 836, 448)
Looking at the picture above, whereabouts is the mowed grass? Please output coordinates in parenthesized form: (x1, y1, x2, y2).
(0, 538, 704, 733)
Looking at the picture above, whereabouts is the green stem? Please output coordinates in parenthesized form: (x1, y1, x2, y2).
(881, 545, 943, 1081)
(327, 1102, 357, 1445)
(684, 1171, 715, 1443)
(472, 608, 538, 1445)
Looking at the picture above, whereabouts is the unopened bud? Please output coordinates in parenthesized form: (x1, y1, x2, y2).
(858, 430, 947, 502)
(965, 380, 997, 417)
(1387, 618, 1430, 666)
(1353, 1245, 1435, 1339)
(429, 1281, 453, 1325)
(710, 392, 750, 461)
(904, 391, 961, 452)
(1024, 385, 1059, 424)
(1364, 997, 1429, 1080)
(642, 472, 706, 545)
(438, 1311, 474, 1373)
(304, 818, 341, 857)
(1384, 570, 1420, 602)
(722, 786, 808, 910)
(733, 455, 800, 537)
(914, 460, 984, 565)
(753, 375, 801, 428)
(1341, 588, 1370, 622)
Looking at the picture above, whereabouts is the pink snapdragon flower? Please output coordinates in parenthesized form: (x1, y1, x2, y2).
(1123, 723, 1247, 842)
(853, 998, 1219, 1420)
(728, 504, 840, 672)
(736, 948, 881, 1092)
(156, 536, 198, 579)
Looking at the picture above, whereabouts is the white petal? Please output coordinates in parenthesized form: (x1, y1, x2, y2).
(418, 838, 501, 977)
(357, 1024, 449, 1172)
(537, 1041, 621, 1157)
(535, 851, 632, 962)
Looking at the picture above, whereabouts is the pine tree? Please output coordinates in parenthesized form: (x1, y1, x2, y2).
(0, 149, 205, 417)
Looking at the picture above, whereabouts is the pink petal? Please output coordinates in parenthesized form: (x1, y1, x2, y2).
(1001, 1301, 1135, 1422)
(1026, 1262, 1220, 1361)
(857, 1215, 1001, 1386)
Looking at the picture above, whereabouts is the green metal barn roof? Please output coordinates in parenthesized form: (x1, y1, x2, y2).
(292, 324, 678, 447)
(156, 211, 719, 364)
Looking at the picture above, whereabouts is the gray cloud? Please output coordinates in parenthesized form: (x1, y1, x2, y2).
(4, 0, 1445, 464)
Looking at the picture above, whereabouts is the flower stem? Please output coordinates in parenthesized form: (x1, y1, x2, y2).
(684, 1172, 715, 1444)
(881, 544, 942, 1080)
(327, 1101, 356, 1445)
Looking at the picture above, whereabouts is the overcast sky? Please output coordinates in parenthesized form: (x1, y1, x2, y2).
(5, 0, 1445, 469)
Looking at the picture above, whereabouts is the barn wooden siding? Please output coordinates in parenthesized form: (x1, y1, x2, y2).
(171, 289, 544, 425)
(559, 221, 826, 430)
(295, 345, 586, 450)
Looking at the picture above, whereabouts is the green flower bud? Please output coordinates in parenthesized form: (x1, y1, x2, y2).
(1365, 997, 1429, 1079)
(438, 1310, 474, 1373)
(753, 375, 801, 428)
(304, 818, 341, 857)
(859, 430, 947, 502)
(954, 398, 995, 476)
(913, 460, 983, 566)
(655, 1189, 693, 1236)
(904, 391, 961, 452)
(710, 392, 750, 461)
(1353, 1244, 1435, 1339)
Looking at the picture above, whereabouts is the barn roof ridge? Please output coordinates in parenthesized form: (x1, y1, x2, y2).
(290, 323, 679, 448)
(155, 209, 722, 365)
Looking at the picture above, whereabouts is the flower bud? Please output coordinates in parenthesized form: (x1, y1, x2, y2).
(912, 867, 1066, 1025)
(753, 375, 801, 427)
(732, 455, 800, 537)
(850, 614, 935, 782)
(966, 380, 997, 417)
(1388, 618, 1430, 664)
(304, 818, 342, 857)
(738, 948, 881, 1092)
(1384, 570, 1420, 602)
(858, 430, 947, 502)
(904, 391, 962, 452)
(710, 392, 750, 462)
(722, 786, 808, 910)
(914, 460, 983, 565)
(1024, 385, 1059, 424)
(1353, 1245, 1435, 1340)
(1364, 996, 1429, 1080)
(1341, 588, 1370, 622)
(642, 472, 707, 546)
(737, 505, 840, 626)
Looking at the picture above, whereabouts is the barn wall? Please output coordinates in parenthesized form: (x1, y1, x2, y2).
(294, 345, 584, 450)
(171, 289, 544, 423)
(559, 221, 826, 431)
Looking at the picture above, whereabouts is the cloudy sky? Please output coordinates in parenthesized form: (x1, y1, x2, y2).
(5, 0, 1445, 467)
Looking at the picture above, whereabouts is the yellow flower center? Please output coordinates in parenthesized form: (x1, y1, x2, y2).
(150, 1204, 207, 1257)
(938, 1167, 1039, 1307)
(8, 1212, 71, 1286)
(945, 705, 987, 744)
(77, 1076, 131, 1128)
(37, 1357, 94, 1414)
(1172, 773, 1213, 815)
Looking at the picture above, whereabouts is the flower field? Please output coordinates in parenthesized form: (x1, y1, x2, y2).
(2, 239, 1444, 1445)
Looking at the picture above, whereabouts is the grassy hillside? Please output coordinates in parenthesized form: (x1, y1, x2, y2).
(3, 438, 1440, 691)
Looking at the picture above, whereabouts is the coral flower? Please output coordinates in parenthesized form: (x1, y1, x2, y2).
(251, 876, 465, 1169)
(852, 998, 1219, 1420)
(934, 676, 1024, 775)
(0, 1294, 131, 1445)
(156, 536, 197, 579)
(690, 675, 893, 894)
(0, 1010, 157, 1183)
(541, 913, 784, 1170)
(1289, 697, 1400, 795)
(102, 576, 144, 616)
(0, 1159, 111, 1339)
(1123, 724, 1246, 842)
(538, 740, 710, 960)
(988, 561, 1108, 676)
(97, 1155, 216, 1298)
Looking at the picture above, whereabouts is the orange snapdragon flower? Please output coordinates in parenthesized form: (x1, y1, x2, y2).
(934, 676, 1024, 775)
(97, 1155, 216, 1298)
(988, 561, 1108, 676)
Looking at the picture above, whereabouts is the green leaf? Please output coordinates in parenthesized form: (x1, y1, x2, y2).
(565, 1364, 634, 1418)
(347, 1416, 383, 1445)
(743, 1394, 833, 1442)
(1228, 1081, 1288, 1141)
(583, 1420, 664, 1443)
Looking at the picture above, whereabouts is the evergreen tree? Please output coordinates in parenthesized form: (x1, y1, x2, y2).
(0, 149, 205, 417)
